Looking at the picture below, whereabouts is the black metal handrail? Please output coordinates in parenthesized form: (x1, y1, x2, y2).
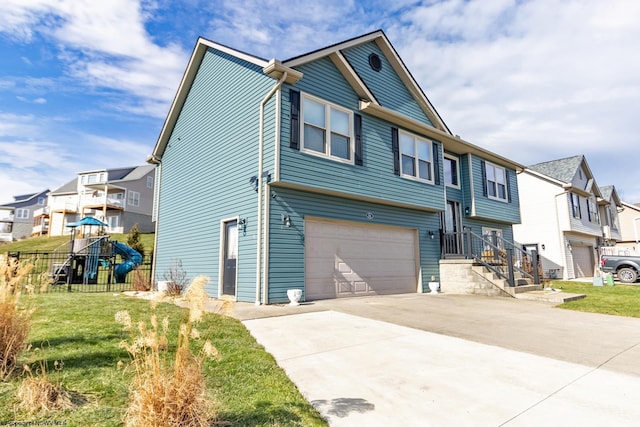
(441, 229, 540, 286)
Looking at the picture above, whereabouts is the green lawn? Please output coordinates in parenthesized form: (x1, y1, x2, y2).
(551, 280, 640, 318)
(0, 293, 326, 426)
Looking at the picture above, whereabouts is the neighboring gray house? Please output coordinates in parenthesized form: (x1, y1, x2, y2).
(0, 190, 49, 241)
(513, 155, 618, 279)
(47, 165, 156, 236)
(148, 30, 524, 304)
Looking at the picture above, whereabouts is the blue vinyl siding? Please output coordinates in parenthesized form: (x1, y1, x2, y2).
(154, 47, 275, 301)
(465, 154, 521, 224)
(341, 42, 434, 127)
(266, 187, 442, 303)
(279, 57, 445, 212)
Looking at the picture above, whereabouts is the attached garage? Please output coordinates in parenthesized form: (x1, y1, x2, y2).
(571, 243, 595, 278)
(304, 218, 419, 300)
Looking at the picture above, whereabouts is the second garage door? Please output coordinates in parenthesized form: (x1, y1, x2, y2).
(571, 244, 595, 278)
(305, 219, 418, 300)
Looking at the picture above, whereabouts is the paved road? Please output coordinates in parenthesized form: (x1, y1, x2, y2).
(233, 294, 640, 426)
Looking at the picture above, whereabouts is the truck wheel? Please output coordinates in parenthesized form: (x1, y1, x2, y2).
(617, 267, 638, 284)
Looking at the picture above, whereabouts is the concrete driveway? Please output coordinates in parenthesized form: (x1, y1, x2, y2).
(233, 294, 640, 426)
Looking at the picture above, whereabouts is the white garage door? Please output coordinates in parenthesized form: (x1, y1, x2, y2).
(572, 244, 594, 278)
(305, 219, 418, 300)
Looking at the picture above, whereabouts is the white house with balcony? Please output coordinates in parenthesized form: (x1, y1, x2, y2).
(47, 165, 156, 236)
(513, 155, 617, 280)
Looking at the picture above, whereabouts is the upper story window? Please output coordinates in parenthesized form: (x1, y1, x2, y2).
(301, 94, 353, 163)
(127, 191, 140, 207)
(587, 199, 599, 224)
(147, 176, 154, 188)
(400, 131, 433, 182)
(16, 208, 29, 219)
(444, 154, 459, 188)
(484, 162, 507, 201)
(570, 193, 581, 218)
(37, 196, 46, 205)
(81, 173, 107, 185)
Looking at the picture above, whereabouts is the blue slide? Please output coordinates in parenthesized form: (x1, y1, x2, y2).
(112, 241, 143, 283)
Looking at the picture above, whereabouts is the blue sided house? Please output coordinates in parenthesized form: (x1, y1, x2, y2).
(148, 30, 524, 304)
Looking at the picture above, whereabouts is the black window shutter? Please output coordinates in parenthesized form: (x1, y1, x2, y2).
(432, 142, 440, 185)
(587, 199, 591, 221)
(480, 160, 487, 196)
(506, 169, 512, 203)
(391, 127, 400, 175)
(570, 194, 575, 217)
(354, 114, 363, 166)
(289, 90, 300, 150)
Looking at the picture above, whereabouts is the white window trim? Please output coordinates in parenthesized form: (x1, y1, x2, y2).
(399, 130, 434, 184)
(485, 161, 508, 202)
(444, 153, 460, 189)
(300, 92, 354, 165)
(15, 208, 29, 219)
(127, 191, 140, 207)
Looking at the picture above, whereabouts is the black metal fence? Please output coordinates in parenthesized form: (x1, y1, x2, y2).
(6, 250, 153, 293)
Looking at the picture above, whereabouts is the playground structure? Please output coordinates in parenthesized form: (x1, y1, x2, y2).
(49, 217, 142, 288)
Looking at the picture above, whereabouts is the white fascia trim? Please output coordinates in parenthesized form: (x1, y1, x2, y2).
(151, 38, 275, 161)
(283, 31, 383, 68)
(360, 101, 524, 171)
(373, 37, 448, 133)
(328, 52, 377, 102)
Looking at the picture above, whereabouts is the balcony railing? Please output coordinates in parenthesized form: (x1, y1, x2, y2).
(80, 196, 124, 208)
(33, 206, 50, 217)
(50, 201, 78, 212)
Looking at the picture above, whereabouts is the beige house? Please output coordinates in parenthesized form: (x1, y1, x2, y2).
(513, 155, 622, 279)
(613, 201, 640, 255)
(47, 165, 156, 236)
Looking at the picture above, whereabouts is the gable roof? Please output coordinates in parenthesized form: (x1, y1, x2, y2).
(50, 178, 78, 195)
(0, 189, 49, 208)
(528, 155, 585, 183)
(599, 185, 622, 206)
(148, 30, 523, 171)
(527, 155, 602, 197)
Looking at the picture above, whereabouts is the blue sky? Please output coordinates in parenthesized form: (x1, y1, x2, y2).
(1, 0, 639, 204)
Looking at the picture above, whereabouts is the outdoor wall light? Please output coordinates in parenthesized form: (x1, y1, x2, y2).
(249, 175, 259, 192)
(282, 214, 292, 228)
(541, 244, 545, 251)
(428, 230, 435, 240)
(238, 218, 247, 234)
(464, 206, 470, 216)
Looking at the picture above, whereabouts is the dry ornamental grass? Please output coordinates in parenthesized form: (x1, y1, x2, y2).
(0, 255, 35, 380)
(117, 276, 219, 427)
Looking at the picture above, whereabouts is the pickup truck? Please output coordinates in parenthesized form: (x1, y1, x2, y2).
(600, 255, 640, 283)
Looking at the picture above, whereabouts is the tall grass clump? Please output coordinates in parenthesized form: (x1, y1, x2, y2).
(0, 255, 35, 380)
(17, 360, 73, 413)
(117, 275, 219, 426)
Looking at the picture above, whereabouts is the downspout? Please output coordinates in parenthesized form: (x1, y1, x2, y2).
(146, 156, 161, 288)
(256, 71, 288, 305)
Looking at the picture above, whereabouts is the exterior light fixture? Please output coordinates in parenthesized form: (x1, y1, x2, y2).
(249, 175, 258, 192)
(464, 206, 470, 216)
(428, 231, 435, 240)
(282, 214, 291, 228)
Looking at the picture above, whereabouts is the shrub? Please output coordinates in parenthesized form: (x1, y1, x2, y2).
(126, 224, 145, 258)
(117, 276, 219, 426)
(0, 255, 35, 380)
(162, 259, 188, 296)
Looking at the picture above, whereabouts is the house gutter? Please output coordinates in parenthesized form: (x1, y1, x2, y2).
(145, 154, 162, 287)
(256, 71, 289, 305)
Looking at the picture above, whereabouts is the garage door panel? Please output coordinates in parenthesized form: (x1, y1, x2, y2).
(571, 244, 594, 278)
(305, 219, 418, 300)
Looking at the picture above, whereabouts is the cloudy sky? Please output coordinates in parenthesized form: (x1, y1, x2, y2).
(1, 0, 639, 205)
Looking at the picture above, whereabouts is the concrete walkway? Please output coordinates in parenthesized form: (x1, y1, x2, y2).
(233, 294, 640, 426)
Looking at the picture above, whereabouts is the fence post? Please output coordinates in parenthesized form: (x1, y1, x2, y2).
(506, 248, 515, 287)
(531, 249, 540, 285)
